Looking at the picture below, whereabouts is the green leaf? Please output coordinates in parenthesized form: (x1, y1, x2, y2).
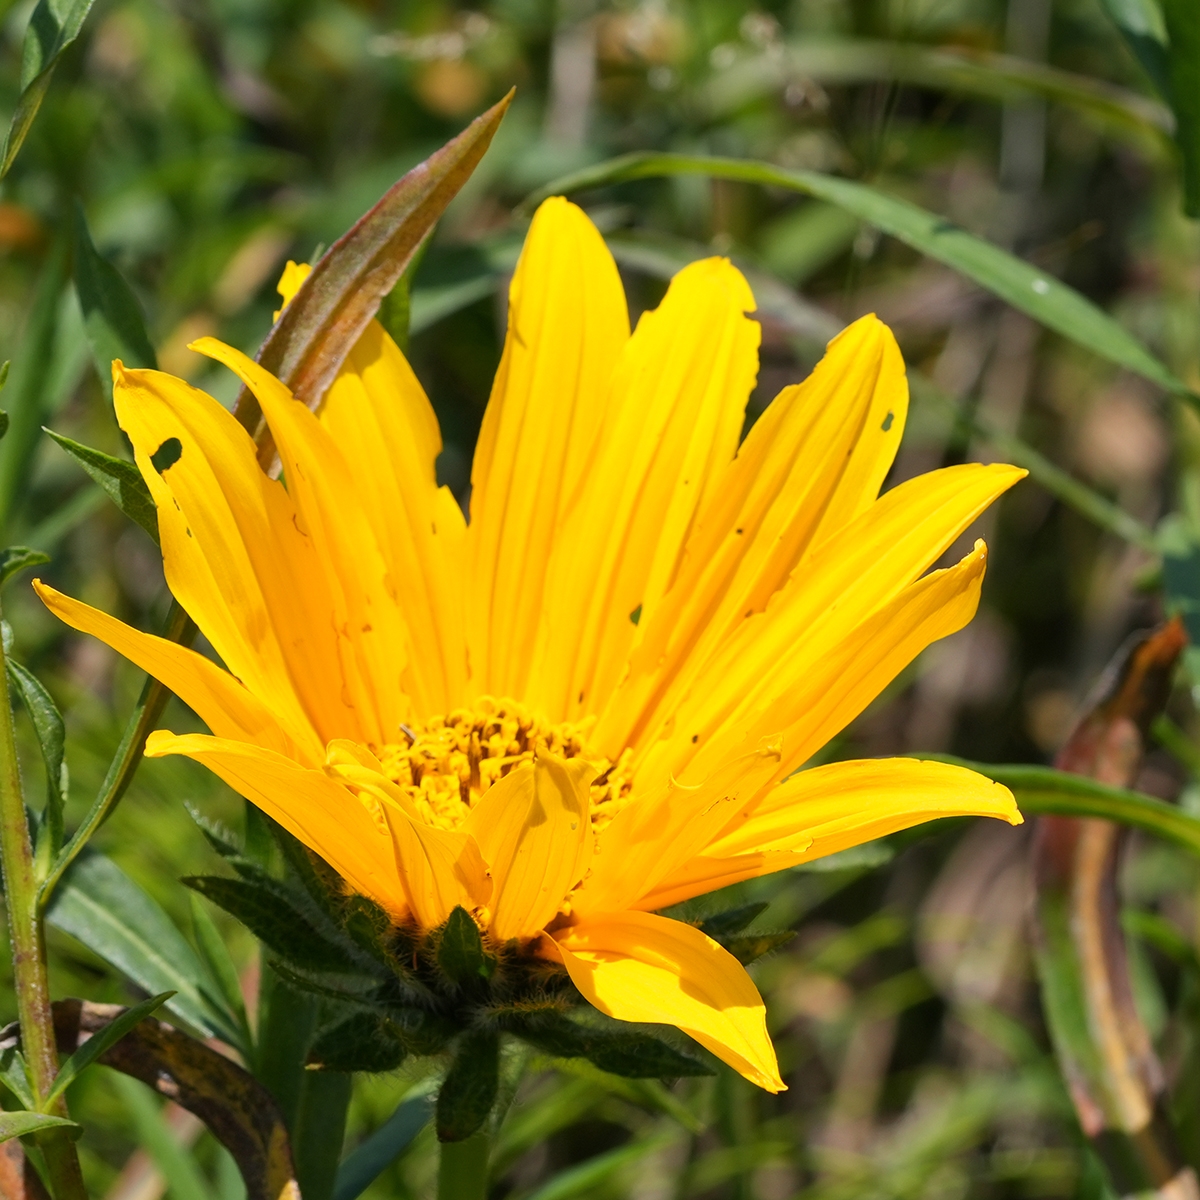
(184, 873, 360, 974)
(436, 1029, 499, 1143)
(713, 930, 796, 965)
(46, 853, 239, 1042)
(0, 546, 49, 587)
(44, 429, 158, 543)
(0, 1047, 35, 1110)
(307, 1012, 407, 1073)
(189, 894, 252, 1058)
(237, 93, 512, 450)
(73, 203, 157, 401)
(437, 905, 492, 985)
(333, 1093, 431, 1200)
(512, 1014, 713, 1079)
(932, 755, 1200, 857)
(43, 991, 173, 1107)
(0, 1110, 78, 1144)
(7, 657, 65, 868)
(1161, 0, 1200, 216)
(699, 902, 769, 937)
(525, 153, 1193, 400)
(0, 0, 100, 178)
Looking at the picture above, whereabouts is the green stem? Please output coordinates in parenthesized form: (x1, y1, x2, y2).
(39, 600, 195, 910)
(0, 602, 85, 1198)
(438, 1133, 490, 1200)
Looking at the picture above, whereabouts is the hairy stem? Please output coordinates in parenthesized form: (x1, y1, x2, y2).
(0, 603, 85, 1198)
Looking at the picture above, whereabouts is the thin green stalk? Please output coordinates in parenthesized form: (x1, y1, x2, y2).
(38, 600, 195, 910)
(0, 596, 85, 1198)
(438, 1133, 490, 1200)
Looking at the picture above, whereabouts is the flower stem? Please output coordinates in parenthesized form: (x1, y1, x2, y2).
(438, 1133, 489, 1200)
(0, 605, 85, 1198)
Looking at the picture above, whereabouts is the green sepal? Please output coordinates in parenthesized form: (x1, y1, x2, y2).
(270, 820, 345, 920)
(436, 1029, 499, 1143)
(45, 429, 158, 543)
(342, 893, 416, 979)
(437, 906, 494, 986)
(307, 1011, 408, 1074)
(698, 902, 769, 937)
(0, 546, 49, 588)
(388, 1005, 458, 1056)
(509, 1012, 713, 1079)
(713, 930, 796, 965)
(183, 873, 359, 975)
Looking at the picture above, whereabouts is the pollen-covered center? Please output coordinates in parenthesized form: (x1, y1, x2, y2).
(377, 696, 633, 833)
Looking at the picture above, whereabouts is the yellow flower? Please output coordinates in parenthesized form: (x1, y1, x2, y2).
(38, 198, 1024, 1092)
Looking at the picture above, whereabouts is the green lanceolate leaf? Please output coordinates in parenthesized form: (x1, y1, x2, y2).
(73, 203, 157, 398)
(44, 429, 158, 542)
(43, 991, 173, 1107)
(46, 853, 239, 1042)
(0, 1110, 78, 1143)
(184, 873, 360, 974)
(0, 1046, 35, 1110)
(523, 1136, 674, 1200)
(933, 755, 1200, 856)
(525, 154, 1192, 400)
(0, 0, 100, 178)
(512, 1013, 713, 1079)
(333, 1092, 431, 1200)
(7, 657, 66, 869)
(0, 546, 49, 587)
(1161, 0, 1200, 216)
(437, 1028, 499, 1143)
(307, 1011, 408, 1073)
(236, 92, 512, 453)
(376, 233, 430, 353)
(699, 902, 769, 937)
(438, 905, 493, 985)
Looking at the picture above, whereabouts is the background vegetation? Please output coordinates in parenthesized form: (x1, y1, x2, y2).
(0, 0, 1198, 1195)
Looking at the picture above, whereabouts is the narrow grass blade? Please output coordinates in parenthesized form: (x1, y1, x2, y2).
(524, 153, 1193, 400)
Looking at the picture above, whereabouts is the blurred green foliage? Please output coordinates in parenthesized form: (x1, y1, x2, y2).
(0, 0, 1198, 1194)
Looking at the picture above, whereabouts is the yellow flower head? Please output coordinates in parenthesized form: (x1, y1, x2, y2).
(38, 198, 1024, 1092)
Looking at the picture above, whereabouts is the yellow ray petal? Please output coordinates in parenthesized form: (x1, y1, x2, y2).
(529, 256, 760, 722)
(274, 261, 312, 316)
(674, 541, 991, 789)
(323, 320, 468, 713)
(323, 757, 491, 928)
(550, 911, 784, 1092)
(635, 456, 1022, 785)
(597, 315, 907, 753)
(572, 741, 784, 919)
(467, 197, 629, 700)
(463, 755, 595, 940)
(145, 731, 408, 916)
(191, 338, 410, 747)
(112, 364, 352, 747)
(641, 757, 1020, 909)
(34, 581, 316, 762)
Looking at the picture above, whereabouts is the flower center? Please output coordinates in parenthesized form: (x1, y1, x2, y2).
(376, 696, 633, 833)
